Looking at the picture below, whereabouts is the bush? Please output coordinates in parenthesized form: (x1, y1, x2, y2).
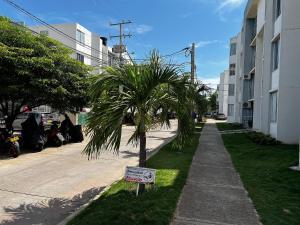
(247, 131, 281, 145)
(216, 123, 244, 131)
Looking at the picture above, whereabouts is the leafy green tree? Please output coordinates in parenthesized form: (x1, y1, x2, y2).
(208, 91, 218, 111)
(0, 17, 90, 128)
(84, 51, 194, 192)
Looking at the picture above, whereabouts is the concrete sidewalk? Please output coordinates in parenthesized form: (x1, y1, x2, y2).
(172, 120, 261, 225)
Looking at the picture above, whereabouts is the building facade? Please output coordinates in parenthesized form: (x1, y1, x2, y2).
(222, 0, 300, 144)
(217, 70, 229, 117)
(227, 37, 238, 122)
(30, 23, 122, 73)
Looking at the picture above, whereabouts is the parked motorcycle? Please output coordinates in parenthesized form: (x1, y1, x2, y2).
(46, 122, 65, 147)
(21, 114, 47, 151)
(60, 114, 84, 143)
(0, 128, 21, 158)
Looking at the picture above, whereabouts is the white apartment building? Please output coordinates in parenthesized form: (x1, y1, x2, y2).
(30, 23, 120, 73)
(226, 33, 244, 124)
(217, 70, 229, 117)
(227, 37, 238, 122)
(225, 0, 300, 144)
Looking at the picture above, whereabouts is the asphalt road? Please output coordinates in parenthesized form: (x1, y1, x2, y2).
(0, 121, 177, 225)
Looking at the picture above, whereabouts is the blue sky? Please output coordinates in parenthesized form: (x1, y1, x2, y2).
(0, 0, 247, 88)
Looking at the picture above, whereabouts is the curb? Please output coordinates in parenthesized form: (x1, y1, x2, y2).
(57, 134, 177, 225)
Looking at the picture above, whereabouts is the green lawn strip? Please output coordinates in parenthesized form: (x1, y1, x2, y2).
(216, 122, 244, 131)
(222, 133, 300, 225)
(195, 122, 204, 133)
(68, 132, 201, 225)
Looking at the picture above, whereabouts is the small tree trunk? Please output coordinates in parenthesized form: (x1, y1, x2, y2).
(139, 112, 147, 193)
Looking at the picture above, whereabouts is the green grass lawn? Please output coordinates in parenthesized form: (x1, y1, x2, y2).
(222, 133, 300, 225)
(68, 130, 201, 225)
(216, 122, 244, 131)
(195, 122, 204, 133)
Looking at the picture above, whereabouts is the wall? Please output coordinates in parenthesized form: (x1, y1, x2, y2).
(276, 0, 300, 143)
(218, 71, 229, 117)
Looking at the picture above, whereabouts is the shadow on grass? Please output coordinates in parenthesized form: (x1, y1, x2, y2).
(0, 187, 104, 225)
(68, 133, 201, 225)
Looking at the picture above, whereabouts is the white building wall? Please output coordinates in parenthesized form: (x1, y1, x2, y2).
(256, 0, 265, 33)
(234, 0, 300, 143)
(218, 70, 229, 117)
(228, 37, 238, 123)
(30, 23, 109, 72)
(276, 0, 300, 143)
(75, 24, 92, 65)
(30, 23, 77, 50)
(235, 33, 243, 123)
(91, 32, 103, 74)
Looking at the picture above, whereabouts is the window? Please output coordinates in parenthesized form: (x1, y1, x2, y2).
(40, 30, 48, 36)
(76, 29, 85, 44)
(275, 0, 281, 19)
(230, 64, 236, 76)
(229, 84, 235, 96)
(270, 92, 278, 123)
(272, 38, 280, 71)
(76, 53, 84, 63)
(228, 104, 234, 116)
(230, 43, 237, 56)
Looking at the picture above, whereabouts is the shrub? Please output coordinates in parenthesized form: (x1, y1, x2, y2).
(248, 131, 281, 145)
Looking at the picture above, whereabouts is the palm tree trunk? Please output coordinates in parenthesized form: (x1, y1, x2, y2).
(139, 112, 147, 193)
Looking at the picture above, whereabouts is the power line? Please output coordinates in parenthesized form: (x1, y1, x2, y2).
(2, 0, 115, 60)
(110, 20, 132, 65)
(15, 22, 189, 68)
(132, 47, 189, 61)
(3, 0, 189, 63)
(3, 0, 191, 67)
(11, 22, 114, 67)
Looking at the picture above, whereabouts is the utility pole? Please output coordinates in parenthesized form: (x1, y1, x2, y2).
(110, 20, 132, 65)
(191, 42, 196, 83)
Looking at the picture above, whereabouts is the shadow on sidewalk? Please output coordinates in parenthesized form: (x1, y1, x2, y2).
(0, 187, 104, 225)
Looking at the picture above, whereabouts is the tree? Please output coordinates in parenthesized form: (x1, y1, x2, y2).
(192, 82, 210, 121)
(0, 17, 90, 129)
(208, 91, 218, 111)
(84, 51, 194, 192)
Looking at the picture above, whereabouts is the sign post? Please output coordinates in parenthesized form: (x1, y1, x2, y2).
(136, 183, 139, 197)
(124, 166, 156, 196)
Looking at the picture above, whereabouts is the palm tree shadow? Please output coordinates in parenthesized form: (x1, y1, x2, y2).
(121, 150, 139, 159)
(0, 187, 105, 225)
(147, 135, 169, 141)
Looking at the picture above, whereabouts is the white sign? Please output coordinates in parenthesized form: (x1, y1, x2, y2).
(125, 166, 156, 184)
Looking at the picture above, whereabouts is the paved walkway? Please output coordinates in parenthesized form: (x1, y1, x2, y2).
(172, 120, 261, 225)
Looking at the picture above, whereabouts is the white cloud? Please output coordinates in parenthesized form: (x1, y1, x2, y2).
(194, 40, 223, 48)
(134, 24, 153, 34)
(197, 76, 220, 90)
(217, 0, 245, 11)
(215, 0, 246, 21)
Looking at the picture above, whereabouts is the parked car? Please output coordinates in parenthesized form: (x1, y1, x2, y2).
(215, 113, 227, 120)
(205, 113, 212, 118)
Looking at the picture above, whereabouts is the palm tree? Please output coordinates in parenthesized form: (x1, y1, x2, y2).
(84, 51, 194, 192)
